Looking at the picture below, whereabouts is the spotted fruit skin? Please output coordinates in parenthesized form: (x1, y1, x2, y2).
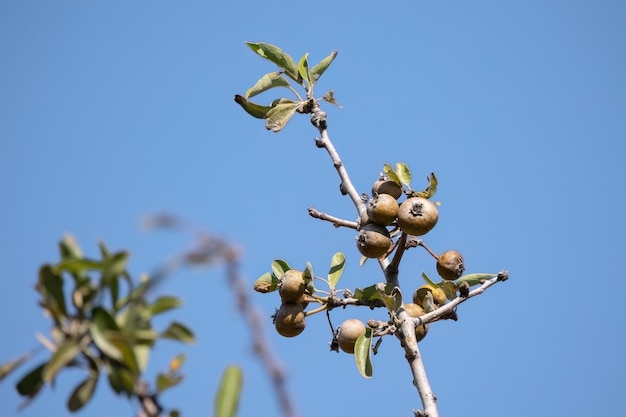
(397, 197, 439, 236)
(356, 223, 391, 258)
(371, 179, 402, 200)
(367, 193, 399, 226)
(278, 269, 305, 302)
(437, 250, 465, 281)
(274, 303, 306, 338)
(338, 319, 366, 354)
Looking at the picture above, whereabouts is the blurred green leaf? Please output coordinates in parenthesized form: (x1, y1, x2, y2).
(271, 259, 291, 279)
(297, 53, 310, 85)
(215, 365, 243, 417)
(107, 364, 135, 395)
(149, 296, 183, 316)
(36, 265, 68, 321)
(354, 328, 373, 378)
(246, 42, 300, 83)
(395, 162, 411, 186)
(234, 95, 272, 119)
(156, 372, 183, 394)
(54, 258, 104, 275)
(310, 51, 337, 83)
(89, 307, 123, 361)
(327, 252, 345, 290)
(42, 340, 81, 382)
(455, 273, 494, 287)
(16, 362, 46, 398)
(253, 272, 278, 293)
(109, 335, 140, 376)
(265, 101, 299, 132)
(170, 410, 181, 417)
(245, 71, 291, 98)
(103, 251, 128, 281)
(160, 322, 195, 344)
(59, 235, 83, 259)
(67, 375, 98, 412)
(0, 352, 32, 382)
(133, 344, 150, 373)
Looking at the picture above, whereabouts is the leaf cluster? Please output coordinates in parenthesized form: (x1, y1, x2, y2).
(0, 235, 194, 414)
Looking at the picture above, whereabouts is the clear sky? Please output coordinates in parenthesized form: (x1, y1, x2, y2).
(1, 1, 625, 417)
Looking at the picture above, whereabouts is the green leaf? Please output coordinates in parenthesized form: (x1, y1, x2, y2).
(67, 375, 98, 412)
(310, 51, 337, 84)
(103, 251, 129, 281)
(327, 252, 345, 290)
(441, 281, 458, 300)
(149, 296, 183, 316)
(160, 322, 195, 344)
(36, 265, 68, 321)
(455, 273, 495, 287)
(246, 42, 300, 83)
(271, 259, 291, 279)
(109, 335, 140, 376)
(382, 164, 401, 185)
(16, 363, 46, 398)
(245, 71, 291, 98)
(395, 162, 411, 186)
(107, 364, 135, 395)
(89, 307, 123, 361)
(375, 283, 402, 313)
(354, 328, 373, 378)
(303, 262, 315, 294)
(156, 372, 183, 394)
(253, 272, 278, 293)
(42, 340, 81, 382)
(422, 291, 435, 313)
(421, 272, 438, 287)
(234, 95, 272, 119)
(297, 53, 310, 85)
(215, 365, 243, 417)
(353, 283, 394, 301)
(265, 101, 299, 132)
(0, 352, 32, 382)
(59, 235, 83, 259)
(412, 172, 438, 198)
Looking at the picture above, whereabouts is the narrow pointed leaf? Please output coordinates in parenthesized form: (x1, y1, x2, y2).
(156, 372, 183, 394)
(375, 283, 402, 312)
(455, 273, 495, 287)
(354, 328, 373, 378)
(54, 258, 104, 274)
(245, 71, 291, 98)
(67, 375, 98, 412)
(160, 322, 195, 344)
(253, 272, 278, 293)
(107, 365, 135, 395)
(0, 352, 32, 382)
(382, 164, 401, 185)
(421, 272, 438, 287)
(234, 95, 271, 119)
(265, 102, 299, 132)
(412, 173, 438, 198)
(36, 265, 68, 320)
(42, 340, 81, 382)
(245, 42, 300, 83)
(109, 336, 140, 376)
(303, 262, 315, 294)
(59, 235, 83, 259)
(353, 283, 394, 301)
(16, 363, 46, 398)
(149, 296, 183, 316)
(310, 51, 337, 83)
(298, 53, 310, 85)
(271, 260, 292, 279)
(395, 162, 411, 186)
(215, 365, 243, 417)
(327, 252, 345, 290)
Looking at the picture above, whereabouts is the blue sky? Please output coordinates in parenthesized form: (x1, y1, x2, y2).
(1, 1, 625, 417)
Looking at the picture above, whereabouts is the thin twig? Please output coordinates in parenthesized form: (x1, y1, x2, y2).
(307, 207, 359, 229)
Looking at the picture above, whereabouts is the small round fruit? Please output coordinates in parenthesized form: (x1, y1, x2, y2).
(338, 319, 366, 354)
(437, 250, 465, 281)
(278, 269, 305, 302)
(274, 303, 306, 338)
(403, 303, 429, 342)
(367, 193, 400, 226)
(372, 178, 402, 200)
(397, 197, 439, 236)
(356, 223, 392, 258)
(413, 285, 446, 307)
